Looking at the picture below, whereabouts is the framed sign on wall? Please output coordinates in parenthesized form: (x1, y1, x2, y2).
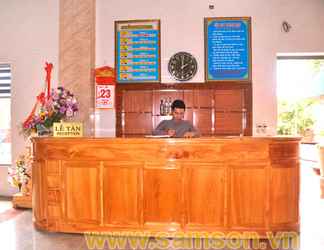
(115, 19, 161, 83)
(205, 17, 251, 82)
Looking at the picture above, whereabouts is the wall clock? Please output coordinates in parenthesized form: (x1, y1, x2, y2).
(168, 52, 197, 81)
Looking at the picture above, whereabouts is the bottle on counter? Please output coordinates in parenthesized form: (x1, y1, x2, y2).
(162, 98, 168, 116)
(167, 97, 172, 115)
(159, 99, 164, 115)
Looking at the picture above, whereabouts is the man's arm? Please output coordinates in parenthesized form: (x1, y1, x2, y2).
(184, 122, 200, 138)
(152, 120, 168, 135)
(191, 125, 200, 137)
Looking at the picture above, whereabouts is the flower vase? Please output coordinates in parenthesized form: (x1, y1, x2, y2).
(21, 182, 31, 195)
(36, 124, 53, 136)
(17, 183, 22, 193)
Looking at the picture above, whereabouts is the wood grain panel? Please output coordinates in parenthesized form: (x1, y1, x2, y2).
(32, 137, 300, 235)
(183, 108, 193, 125)
(195, 109, 213, 135)
(47, 190, 61, 204)
(185, 163, 226, 227)
(194, 89, 213, 108)
(47, 176, 60, 189)
(270, 162, 299, 225)
(48, 205, 61, 219)
(116, 84, 252, 136)
(46, 161, 60, 174)
(63, 161, 100, 224)
(33, 138, 271, 162)
(222, 141, 269, 161)
(215, 89, 243, 111)
(183, 90, 194, 108)
(123, 90, 152, 113)
(45, 161, 61, 191)
(143, 164, 182, 225)
(230, 163, 267, 227)
(270, 142, 299, 162)
(215, 112, 243, 134)
(124, 113, 152, 135)
(32, 160, 45, 223)
(103, 163, 140, 225)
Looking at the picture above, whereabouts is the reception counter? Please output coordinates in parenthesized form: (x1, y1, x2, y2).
(32, 137, 300, 236)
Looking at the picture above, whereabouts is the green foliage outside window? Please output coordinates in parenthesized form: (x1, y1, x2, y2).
(277, 99, 317, 135)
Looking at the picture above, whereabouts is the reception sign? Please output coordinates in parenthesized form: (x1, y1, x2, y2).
(53, 122, 83, 137)
(115, 19, 160, 83)
(205, 17, 251, 82)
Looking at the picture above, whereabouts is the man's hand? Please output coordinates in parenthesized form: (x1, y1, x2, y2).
(183, 132, 195, 138)
(167, 129, 176, 137)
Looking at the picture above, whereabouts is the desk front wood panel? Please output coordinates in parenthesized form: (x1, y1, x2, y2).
(32, 137, 300, 236)
(185, 162, 226, 228)
(103, 162, 140, 226)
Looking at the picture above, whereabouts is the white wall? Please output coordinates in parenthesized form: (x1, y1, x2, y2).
(0, 0, 59, 196)
(96, 0, 324, 135)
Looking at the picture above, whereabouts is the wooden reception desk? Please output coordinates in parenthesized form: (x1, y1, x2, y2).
(32, 137, 300, 236)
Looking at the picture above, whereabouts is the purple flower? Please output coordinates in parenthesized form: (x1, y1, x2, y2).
(59, 106, 66, 114)
(21, 86, 78, 138)
(59, 99, 66, 105)
(72, 104, 78, 112)
(66, 108, 74, 117)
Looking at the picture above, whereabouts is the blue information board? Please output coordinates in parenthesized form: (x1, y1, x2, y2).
(205, 17, 251, 82)
(115, 20, 160, 83)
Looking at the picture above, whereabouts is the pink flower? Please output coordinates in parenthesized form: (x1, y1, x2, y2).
(21, 86, 78, 137)
(66, 108, 73, 117)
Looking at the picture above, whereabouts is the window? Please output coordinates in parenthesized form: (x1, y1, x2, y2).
(0, 63, 11, 165)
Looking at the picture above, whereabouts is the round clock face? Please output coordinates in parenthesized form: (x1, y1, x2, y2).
(168, 52, 197, 81)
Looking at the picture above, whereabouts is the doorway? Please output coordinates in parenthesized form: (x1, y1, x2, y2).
(277, 55, 324, 249)
(277, 55, 324, 140)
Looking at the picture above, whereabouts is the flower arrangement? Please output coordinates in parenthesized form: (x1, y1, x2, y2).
(8, 150, 32, 193)
(21, 63, 78, 137)
(21, 86, 78, 137)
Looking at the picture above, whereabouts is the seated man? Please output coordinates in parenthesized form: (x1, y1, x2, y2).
(152, 99, 200, 138)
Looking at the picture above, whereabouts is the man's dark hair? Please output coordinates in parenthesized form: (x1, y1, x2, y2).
(171, 99, 186, 111)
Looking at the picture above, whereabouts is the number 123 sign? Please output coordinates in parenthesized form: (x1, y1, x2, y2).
(95, 84, 115, 109)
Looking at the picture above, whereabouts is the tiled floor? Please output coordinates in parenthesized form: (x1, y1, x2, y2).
(299, 160, 324, 250)
(0, 158, 324, 249)
(0, 197, 12, 213)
